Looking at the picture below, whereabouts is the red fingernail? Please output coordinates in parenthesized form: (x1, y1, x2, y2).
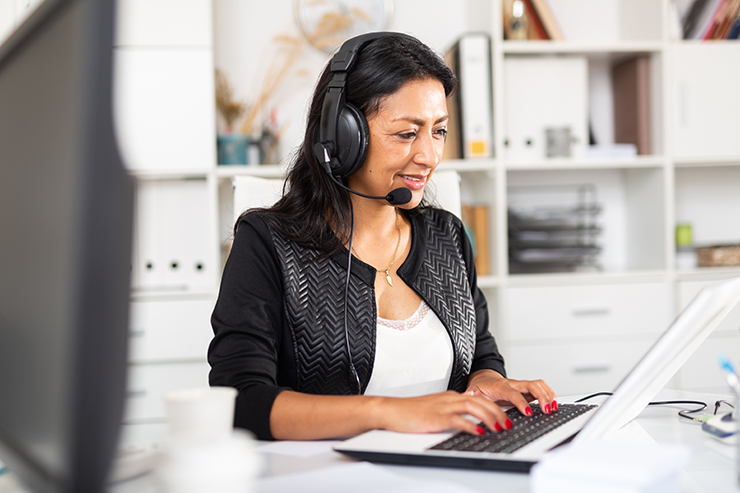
(494, 422, 503, 432)
(476, 425, 485, 435)
(505, 419, 513, 430)
(544, 404, 551, 414)
(552, 400, 558, 412)
(525, 406, 534, 416)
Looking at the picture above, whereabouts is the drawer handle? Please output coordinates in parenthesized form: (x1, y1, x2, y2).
(127, 389, 148, 398)
(129, 329, 145, 337)
(572, 308, 611, 317)
(573, 365, 610, 374)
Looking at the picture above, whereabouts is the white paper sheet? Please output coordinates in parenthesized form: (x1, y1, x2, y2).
(255, 440, 341, 458)
(254, 462, 478, 493)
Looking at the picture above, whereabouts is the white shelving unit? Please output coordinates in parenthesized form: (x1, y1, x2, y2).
(110, 0, 740, 444)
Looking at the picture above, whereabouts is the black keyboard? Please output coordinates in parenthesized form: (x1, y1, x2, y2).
(429, 403, 597, 454)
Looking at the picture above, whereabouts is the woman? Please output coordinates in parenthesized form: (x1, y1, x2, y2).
(208, 32, 556, 441)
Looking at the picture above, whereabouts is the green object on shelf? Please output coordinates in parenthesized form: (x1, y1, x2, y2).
(676, 223, 693, 248)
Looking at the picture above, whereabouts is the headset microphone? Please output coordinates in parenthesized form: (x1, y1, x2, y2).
(316, 143, 412, 206)
(328, 174, 412, 206)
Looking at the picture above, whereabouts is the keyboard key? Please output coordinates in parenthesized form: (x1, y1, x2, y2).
(429, 403, 597, 454)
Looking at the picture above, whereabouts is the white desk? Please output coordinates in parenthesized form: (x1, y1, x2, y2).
(0, 390, 737, 493)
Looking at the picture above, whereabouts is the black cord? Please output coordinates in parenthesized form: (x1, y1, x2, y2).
(574, 392, 711, 423)
(344, 191, 361, 394)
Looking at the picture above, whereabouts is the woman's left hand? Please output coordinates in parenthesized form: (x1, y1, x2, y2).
(466, 369, 558, 416)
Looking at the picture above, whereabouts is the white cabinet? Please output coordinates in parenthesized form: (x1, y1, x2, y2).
(672, 44, 740, 160)
(114, 49, 217, 172)
(115, 0, 218, 446)
(506, 282, 671, 395)
(125, 361, 211, 421)
(674, 278, 740, 392)
(506, 283, 671, 341)
(128, 298, 215, 363)
(507, 338, 655, 396)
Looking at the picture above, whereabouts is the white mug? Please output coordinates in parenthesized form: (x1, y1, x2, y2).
(164, 386, 237, 444)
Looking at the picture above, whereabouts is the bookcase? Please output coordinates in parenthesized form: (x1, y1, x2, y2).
(108, 0, 740, 445)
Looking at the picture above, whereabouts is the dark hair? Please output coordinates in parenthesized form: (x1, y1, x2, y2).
(237, 33, 457, 255)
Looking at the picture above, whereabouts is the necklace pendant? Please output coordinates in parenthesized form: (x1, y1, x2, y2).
(385, 269, 393, 287)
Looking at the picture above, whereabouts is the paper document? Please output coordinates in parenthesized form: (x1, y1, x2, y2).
(254, 462, 478, 493)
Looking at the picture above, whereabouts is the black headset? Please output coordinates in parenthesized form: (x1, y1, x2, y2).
(312, 31, 416, 179)
(312, 32, 417, 394)
(312, 32, 415, 207)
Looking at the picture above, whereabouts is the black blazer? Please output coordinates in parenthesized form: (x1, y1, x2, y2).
(208, 208, 506, 440)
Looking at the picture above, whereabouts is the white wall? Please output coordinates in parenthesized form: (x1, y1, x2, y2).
(212, 0, 470, 164)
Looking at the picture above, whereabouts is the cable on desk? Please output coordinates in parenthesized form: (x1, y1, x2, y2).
(573, 392, 722, 423)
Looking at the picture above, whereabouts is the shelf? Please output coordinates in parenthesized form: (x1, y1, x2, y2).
(506, 270, 670, 287)
(440, 158, 497, 172)
(216, 164, 286, 178)
(676, 267, 740, 283)
(501, 41, 664, 56)
(130, 289, 216, 301)
(129, 168, 211, 180)
(673, 156, 740, 168)
(505, 155, 665, 170)
(476, 275, 501, 289)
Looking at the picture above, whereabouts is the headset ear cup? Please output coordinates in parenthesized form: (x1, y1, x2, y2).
(333, 103, 370, 178)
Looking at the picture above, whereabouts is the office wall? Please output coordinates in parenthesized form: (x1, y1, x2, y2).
(211, 0, 470, 164)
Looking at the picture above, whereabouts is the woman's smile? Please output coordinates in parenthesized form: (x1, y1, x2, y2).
(346, 76, 448, 209)
(398, 173, 429, 190)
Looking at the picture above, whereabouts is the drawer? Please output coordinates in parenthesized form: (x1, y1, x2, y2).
(505, 338, 655, 397)
(506, 283, 672, 341)
(675, 333, 740, 392)
(124, 361, 210, 421)
(678, 280, 740, 335)
(129, 298, 215, 362)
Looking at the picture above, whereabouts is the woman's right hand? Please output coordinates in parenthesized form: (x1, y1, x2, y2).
(373, 390, 513, 435)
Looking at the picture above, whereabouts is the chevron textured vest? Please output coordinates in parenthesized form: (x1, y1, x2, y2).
(270, 210, 477, 395)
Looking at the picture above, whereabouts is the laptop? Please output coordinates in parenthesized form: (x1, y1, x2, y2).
(335, 276, 740, 472)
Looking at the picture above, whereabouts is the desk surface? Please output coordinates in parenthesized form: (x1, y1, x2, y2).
(0, 390, 738, 493)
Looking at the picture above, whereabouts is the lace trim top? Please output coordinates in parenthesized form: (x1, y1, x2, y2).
(365, 300, 454, 398)
(377, 300, 432, 331)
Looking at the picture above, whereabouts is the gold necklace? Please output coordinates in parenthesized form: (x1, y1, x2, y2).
(353, 209, 402, 287)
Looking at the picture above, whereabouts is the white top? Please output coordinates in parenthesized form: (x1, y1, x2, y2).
(364, 301, 454, 397)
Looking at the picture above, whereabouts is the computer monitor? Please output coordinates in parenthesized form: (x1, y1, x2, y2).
(0, 0, 133, 491)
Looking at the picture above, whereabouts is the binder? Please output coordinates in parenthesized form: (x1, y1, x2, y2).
(132, 180, 211, 292)
(462, 204, 491, 276)
(503, 56, 588, 162)
(445, 34, 493, 159)
(442, 46, 462, 161)
(132, 181, 164, 290)
(612, 56, 651, 156)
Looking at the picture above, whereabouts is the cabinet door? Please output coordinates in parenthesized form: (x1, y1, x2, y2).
(673, 44, 740, 159)
(506, 338, 655, 396)
(129, 298, 215, 363)
(678, 279, 740, 335)
(115, 0, 212, 48)
(125, 361, 211, 421)
(506, 282, 672, 341)
(114, 49, 217, 171)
